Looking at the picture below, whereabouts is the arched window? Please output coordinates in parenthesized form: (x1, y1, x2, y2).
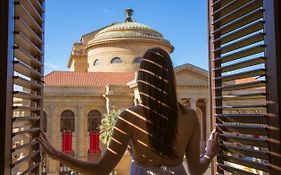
(93, 59, 101, 66)
(43, 111, 47, 132)
(88, 110, 101, 132)
(110, 57, 122, 64)
(60, 110, 75, 132)
(133, 56, 142, 64)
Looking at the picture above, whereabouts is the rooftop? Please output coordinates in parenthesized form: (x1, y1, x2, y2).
(44, 71, 135, 86)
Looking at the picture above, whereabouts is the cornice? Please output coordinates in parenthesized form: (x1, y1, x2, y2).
(175, 64, 208, 79)
(85, 38, 174, 53)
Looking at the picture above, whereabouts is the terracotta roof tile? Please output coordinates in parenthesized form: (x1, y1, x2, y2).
(235, 77, 256, 84)
(44, 71, 135, 86)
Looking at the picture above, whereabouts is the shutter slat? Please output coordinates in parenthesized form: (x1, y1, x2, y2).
(219, 155, 269, 172)
(13, 91, 41, 100)
(30, 0, 44, 13)
(11, 140, 38, 152)
(12, 128, 39, 137)
(14, 60, 42, 79)
(15, 2, 42, 34)
(222, 145, 269, 160)
(212, 0, 263, 27)
(214, 69, 265, 82)
(213, 20, 264, 45)
(215, 93, 266, 101)
(212, 0, 234, 8)
(20, 162, 40, 175)
(13, 76, 42, 90)
(13, 106, 41, 112)
(218, 163, 257, 175)
(214, 57, 265, 73)
(212, 0, 252, 19)
(19, 0, 43, 23)
(15, 17, 42, 45)
(11, 151, 40, 168)
(14, 32, 42, 56)
(219, 163, 259, 175)
(214, 44, 265, 64)
(215, 80, 265, 91)
(216, 114, 267, 124)
(13, 116, 40, 122)
(14, 46, 42, 68)
(213, 32, 264, 54)
(217, 124, 267, 135)
(220, 134, 268, 147)
(213, 8, 264, 36)
(215, 104, 266, 111)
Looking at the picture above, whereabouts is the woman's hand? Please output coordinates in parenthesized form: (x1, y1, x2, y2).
(205, 129, 221, 159)
(39, 130, 59, 160)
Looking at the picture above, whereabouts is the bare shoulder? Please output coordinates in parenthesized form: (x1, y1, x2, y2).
(178, 104, 199, 127)
(118, 107, 136, 121)
(121, 105, 144, 121)
(126, 105, 146, 116)
(127, 104, 142, 112)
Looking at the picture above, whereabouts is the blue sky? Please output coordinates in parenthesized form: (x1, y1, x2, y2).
(44, 0, 209, 75)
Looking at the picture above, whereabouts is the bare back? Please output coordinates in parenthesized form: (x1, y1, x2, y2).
(128, 103, 199, 167)
(96, 103, 201, 175)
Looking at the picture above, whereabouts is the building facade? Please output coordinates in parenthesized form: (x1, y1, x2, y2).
(43, 10, 209, 175)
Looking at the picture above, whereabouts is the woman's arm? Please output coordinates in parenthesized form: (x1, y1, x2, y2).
(184, 109, 219, 175)
(40, 110, 132, 175)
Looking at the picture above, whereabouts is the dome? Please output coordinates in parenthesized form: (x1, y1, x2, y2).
(91, 22, 165, 42)
(85, 9, 174, 54)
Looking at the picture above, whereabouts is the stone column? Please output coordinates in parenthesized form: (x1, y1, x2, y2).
(47, 105, 60, 174)
(104, 85, 110, 114)
(105, 97, 110, 114)
(76, 105, 86, 158)
(190, 98, 198, 110)
(133, 99, 137, 106)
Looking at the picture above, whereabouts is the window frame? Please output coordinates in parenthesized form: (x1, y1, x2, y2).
(88, 110, 102, 132)
(133, 56, 142, 64)
(93, 59, 101, 66)
(110, 57, 123, 64)
(60, 110, 75, 132)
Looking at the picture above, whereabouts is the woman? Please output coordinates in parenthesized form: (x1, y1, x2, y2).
(39, 47, 220, 175)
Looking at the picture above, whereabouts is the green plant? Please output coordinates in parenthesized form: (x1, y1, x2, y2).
(100, 109, 120, 146)
(99, 109, 121, 175)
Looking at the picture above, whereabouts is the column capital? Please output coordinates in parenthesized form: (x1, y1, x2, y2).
(78, 104, 85, 109)
(49, 105, 56, 111)
(76, 105, 86, 115)
(190, 98, 198, 110)
(190, 97, 198, 102)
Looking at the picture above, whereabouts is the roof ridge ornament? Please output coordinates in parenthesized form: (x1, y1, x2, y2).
(125, 8, 134, 22)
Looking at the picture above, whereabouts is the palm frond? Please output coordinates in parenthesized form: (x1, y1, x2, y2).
(99, 109, 120, 145)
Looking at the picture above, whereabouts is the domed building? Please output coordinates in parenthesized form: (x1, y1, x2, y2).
(43, 9, 209, 175)
(67, 11, 173, 73)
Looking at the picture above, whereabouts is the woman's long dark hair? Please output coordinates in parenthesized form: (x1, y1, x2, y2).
(137, 47, 178, 158)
